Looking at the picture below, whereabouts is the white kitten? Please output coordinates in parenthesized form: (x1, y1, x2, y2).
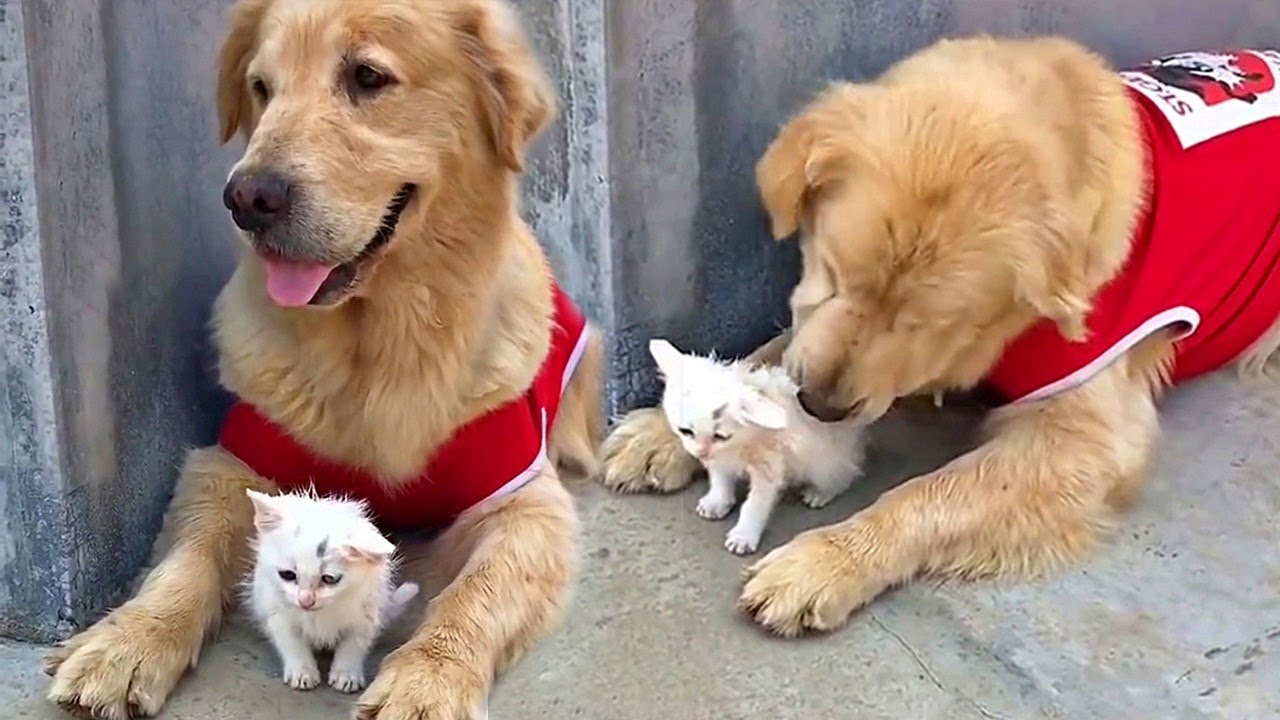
(650, 339, 867, 555)
(245, 490, 420, 693)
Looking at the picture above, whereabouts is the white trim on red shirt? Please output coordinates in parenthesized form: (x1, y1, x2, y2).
(1013, 306, 1201, 404)
(478, 323, 591, 504)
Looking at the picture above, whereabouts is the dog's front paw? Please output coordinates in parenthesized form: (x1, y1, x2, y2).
(599, 408, 701, 494)
(354, 642, 487, 720)
(45, 602, 201, 719)
(739, 525, 890, 636)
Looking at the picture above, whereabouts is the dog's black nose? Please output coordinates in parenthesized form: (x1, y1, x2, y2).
(223, 170, 291, 231)
(797, 390, 862, 423)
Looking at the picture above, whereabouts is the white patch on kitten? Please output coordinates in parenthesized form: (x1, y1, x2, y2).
(650, 338, 867, 555)
(245, 489, 420, 693)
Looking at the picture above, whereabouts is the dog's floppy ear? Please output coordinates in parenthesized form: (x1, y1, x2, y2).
(755, 89, 864, 241)
(458, 1, 557, 172)
(216, 0, 270, 144)
(756, 115, 819, 241)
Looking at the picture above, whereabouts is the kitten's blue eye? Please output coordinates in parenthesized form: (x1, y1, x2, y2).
(678, 427, 694, 437)
(278, 569, 297, 582)
(320, 573, 342, 586)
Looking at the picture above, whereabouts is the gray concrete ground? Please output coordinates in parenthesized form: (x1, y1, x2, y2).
(3, 371, 1278, 719)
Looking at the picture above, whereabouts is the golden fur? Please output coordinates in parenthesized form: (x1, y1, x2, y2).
(601, 35, 1279, 636)
(45, 1, 601, 718)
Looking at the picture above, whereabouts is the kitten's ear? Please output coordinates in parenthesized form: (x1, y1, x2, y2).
(246, 489, 284, 533)
(340, 525, 396, 564)
(737, 391, 788, 430)
(648, 339, 684, 379)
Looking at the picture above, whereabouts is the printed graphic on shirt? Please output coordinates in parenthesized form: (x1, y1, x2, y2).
(1120, 49, 1280, 148)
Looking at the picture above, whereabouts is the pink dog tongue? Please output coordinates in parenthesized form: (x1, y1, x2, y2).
(262, 258, 337, 307)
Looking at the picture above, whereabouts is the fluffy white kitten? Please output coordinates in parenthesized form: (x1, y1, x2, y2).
(246, 490, 420, 693)
(650, 339, 867, 555)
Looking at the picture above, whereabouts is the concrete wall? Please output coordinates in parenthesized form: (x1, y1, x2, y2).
(2, 0, 1278, 639)
(1, 0, 243, 641)
(1, 0, 67, 641)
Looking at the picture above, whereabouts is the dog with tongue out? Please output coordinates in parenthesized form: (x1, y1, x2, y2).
(42, 3, 603, 719)
(216, 155, 588, 532)
(262, 257, 336, 307)
(222, 166, 416, 307)
(215, 132, 588, 533)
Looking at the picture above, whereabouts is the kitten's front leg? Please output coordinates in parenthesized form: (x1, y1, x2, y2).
(801, 468, 859, 509)
(329, 628, 375, 693)
(726, 464, 785, 555)
(696, 467, 738, 520)
(265, 615, 319, 690)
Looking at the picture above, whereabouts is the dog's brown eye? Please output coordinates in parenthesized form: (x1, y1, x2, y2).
(251, 78, 269, 101)
(352, 63, 392, 92)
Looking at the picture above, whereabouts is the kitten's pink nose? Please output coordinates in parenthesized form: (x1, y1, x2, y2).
(297, 590, 316, 609)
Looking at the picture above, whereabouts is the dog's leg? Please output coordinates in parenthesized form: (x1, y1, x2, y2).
(549, 327, 605, 481)
(740, 359, 1159, 636)
(598, 330, 791, 494)
(355, 471, 577, 720)
(45, 447, 272, 719)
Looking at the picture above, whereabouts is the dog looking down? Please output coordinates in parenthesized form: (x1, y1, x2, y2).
(602, 37, 1280, 636)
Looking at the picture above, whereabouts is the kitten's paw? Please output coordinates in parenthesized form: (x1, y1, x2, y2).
(329, 667, 366, 694)
(599, 408, 700, 494)
(283, 663, 321, 691)
(801, 487, 838, 509)
(724, 528, 761, 555)
(696, 493, 734, 520)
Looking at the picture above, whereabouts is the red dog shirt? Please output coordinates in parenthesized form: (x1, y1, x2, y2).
(218, 284, 589, 531)
(987, 49, 1280, 403)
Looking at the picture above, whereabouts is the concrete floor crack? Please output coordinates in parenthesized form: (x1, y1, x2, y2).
(870, 612, 1016, 720)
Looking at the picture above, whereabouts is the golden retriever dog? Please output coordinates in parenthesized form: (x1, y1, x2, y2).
(44, 1, 601, 718)
(602, 36, 1280, 635)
